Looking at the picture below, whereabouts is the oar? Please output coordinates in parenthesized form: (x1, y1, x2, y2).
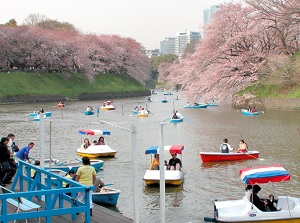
(244, 152, 264, 161)
(162, 118, 171, 122)
(104, 183, 114, 187)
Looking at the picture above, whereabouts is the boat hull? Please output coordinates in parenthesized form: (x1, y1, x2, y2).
(143, 169, 184, 186)
(161, 100, 168, 103)
(92, 188, 121, 206)
(77, 145, 117, 158)
(207, 103, 218, 106)
(138, 113, 148, 118)
(44, 159, 104, 172)
(199, 151, 259, 162)
(170, 118, 183, 123)
(184, 104, 207, 108)
(84, 111, 94, 115)
(241, 109, 260, 116)
(101, 105, 115, 110)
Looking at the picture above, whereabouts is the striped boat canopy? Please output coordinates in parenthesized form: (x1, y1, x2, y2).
(145, 145, 184, 154)
(239, 164, 290, 185)
(79, 129, 111, 136)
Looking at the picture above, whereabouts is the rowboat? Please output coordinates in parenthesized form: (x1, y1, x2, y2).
(143, 145, 184, 186)
(163, 92, 173, 95)
(199, 151, 260, 162)
(100, 101, 115, 110)
(204, 164, 300, 223)
(77, 129, 117, 157)
(241, 109, 260, 116)
(84, 110, 94, 115)
(161, 99, 168, 103)
(43, 159, 104, 172)
(184, 103, 207, 108)
(92, 187, 121, 206)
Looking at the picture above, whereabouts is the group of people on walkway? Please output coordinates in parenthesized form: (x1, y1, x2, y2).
(149, 153, 182, 171)
(220, 138, 249, 153)
(0, 133, 35, 186)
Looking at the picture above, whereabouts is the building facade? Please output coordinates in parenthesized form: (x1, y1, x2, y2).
(203, 5, 220, 25)
(175, 31, 201, 56)
(160, 37, 176, 55)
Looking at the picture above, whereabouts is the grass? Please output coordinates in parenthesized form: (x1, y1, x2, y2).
(237, 51, 300, 98)
(0, 72, 149, 98)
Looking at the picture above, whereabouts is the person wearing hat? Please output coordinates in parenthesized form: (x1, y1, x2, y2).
(167, 153, 182, 170)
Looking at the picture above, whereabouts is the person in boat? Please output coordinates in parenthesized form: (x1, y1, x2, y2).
(167, 153, 182, 170)
(40, 108, 44, 113)
(134, 106, 139, 110)
(220, 138, 233, 153)
(172, 112, 178, 119)
(97, 136, 105, 145)
(186, 102, 190, 106)
(63, 169, 76, 189)
(176, 96, 179, 99)
(175, 111, 183, 119)
(237, 139, 248, 153)
(194, 102, 198, 106)
(94, 177, 105, 192)
(147, 96, 152, 101)
(149, 154, 160, 170)
(250, 185, 281, 212)
(251, 107, 257, 113)
(92, 140, 98, 146)
(248, 105, 252, 112)
(86, 106, 91, 111)
(82, 138, 91, 149)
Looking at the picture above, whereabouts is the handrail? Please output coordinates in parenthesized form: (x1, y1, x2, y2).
(0, 160, 92, 223)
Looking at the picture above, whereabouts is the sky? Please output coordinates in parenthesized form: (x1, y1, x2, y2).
(1, 0, 229, 50)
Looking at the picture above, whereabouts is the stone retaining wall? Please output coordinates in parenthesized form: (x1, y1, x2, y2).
(232, 96, 300, 111)
(0, 90, 151, 104)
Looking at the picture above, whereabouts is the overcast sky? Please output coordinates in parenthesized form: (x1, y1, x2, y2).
(1, 0, 230, 50)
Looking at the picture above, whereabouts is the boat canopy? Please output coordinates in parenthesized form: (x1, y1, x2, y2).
(145, 145, 184, 154)
(239, 164, 290, 185)
(79, 129, 111, 136)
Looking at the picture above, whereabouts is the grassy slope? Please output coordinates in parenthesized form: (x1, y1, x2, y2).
(238, 52, 300, 98)
(0, 72, 149, 98)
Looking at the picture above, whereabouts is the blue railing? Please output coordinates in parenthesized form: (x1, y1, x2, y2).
(0, 160, 92, 223)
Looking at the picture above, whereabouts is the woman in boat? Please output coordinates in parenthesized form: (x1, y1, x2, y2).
(149, 154, 160, 170)
(97, 136, 105, 145)
(250, 185, 281, 212)
(82, 138, 91, 149)
(237, 139, 248, 153)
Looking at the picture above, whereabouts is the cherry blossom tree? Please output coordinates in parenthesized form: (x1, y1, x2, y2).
(159, 2, 300, 103)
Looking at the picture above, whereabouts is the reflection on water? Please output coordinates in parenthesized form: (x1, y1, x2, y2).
(143, 185, 184, 208)
(1, 93, 300, 223)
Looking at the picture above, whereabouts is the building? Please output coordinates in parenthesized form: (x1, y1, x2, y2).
(203, 5, 220, 25)
(175, 31, 201, 56)
(146, 49, 160, 58)
(160, 37, 176, 55)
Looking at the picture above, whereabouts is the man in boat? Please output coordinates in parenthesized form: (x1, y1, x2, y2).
(220, 138, 233, 153)
(172, 112, 178, 119)
(175, 111, 183, 119)
(167, 153, 182, 170)
(250, 185, 281, 212)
